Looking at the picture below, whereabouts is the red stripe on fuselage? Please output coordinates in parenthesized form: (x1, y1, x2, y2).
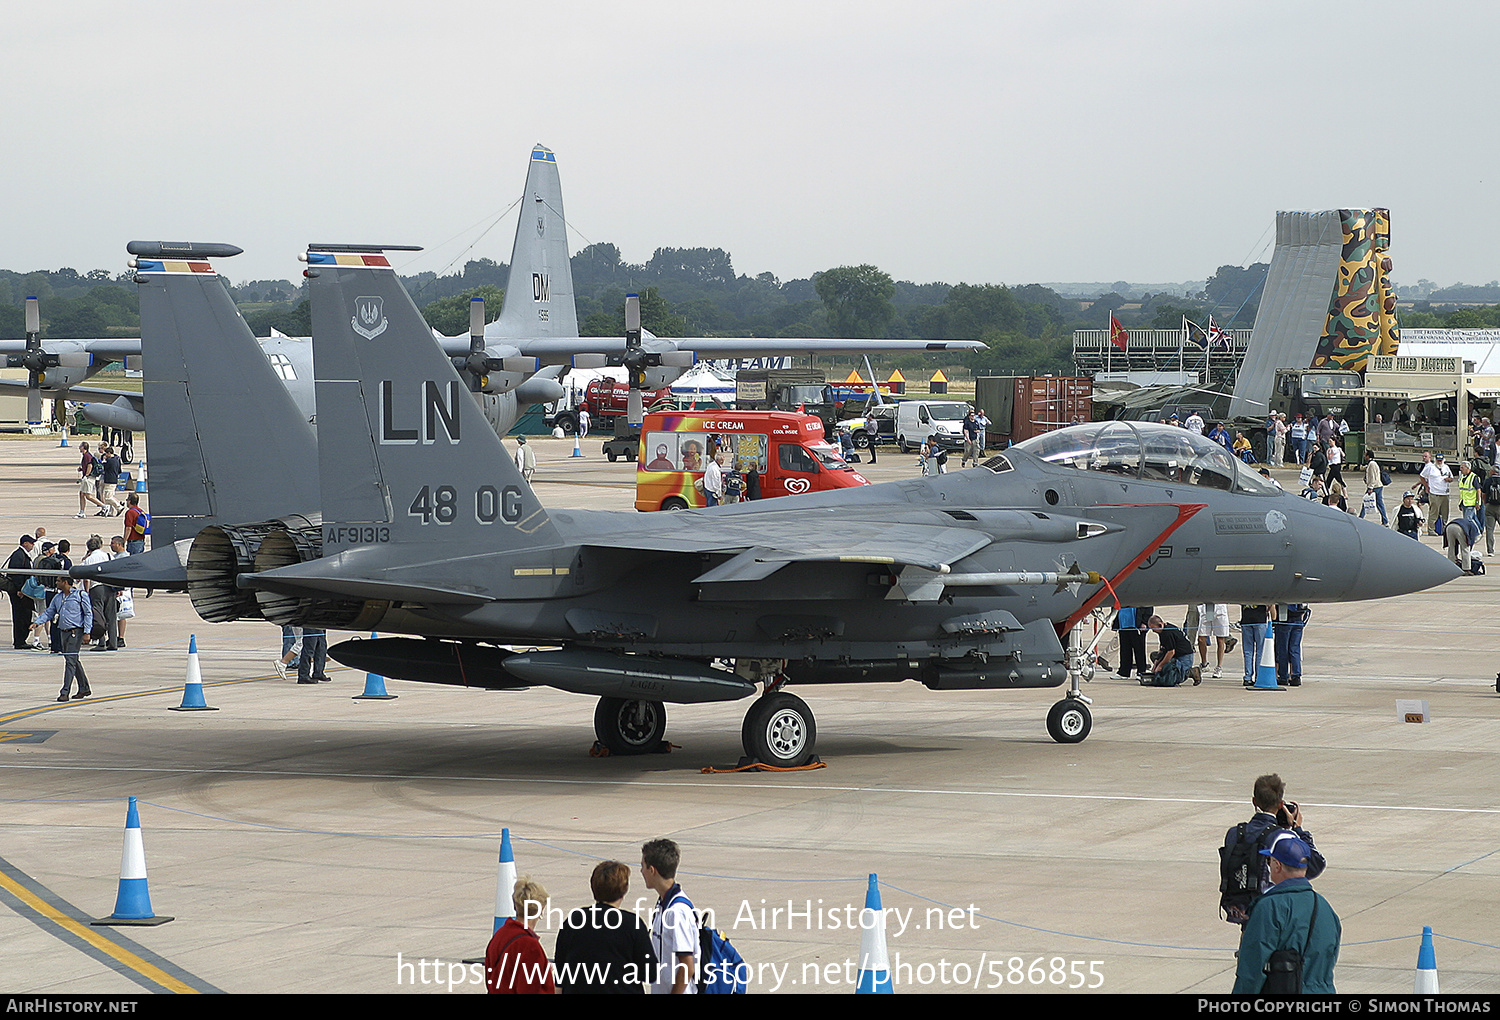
(1060, 503, 1206, 633)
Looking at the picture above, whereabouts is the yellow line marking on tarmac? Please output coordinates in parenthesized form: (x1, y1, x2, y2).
(0, 869, 198, 994)
(0, 674, 279, 727)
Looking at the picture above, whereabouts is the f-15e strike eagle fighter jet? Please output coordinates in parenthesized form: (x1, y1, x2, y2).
(96, 242, 1449, 769)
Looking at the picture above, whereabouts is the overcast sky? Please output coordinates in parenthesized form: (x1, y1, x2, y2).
(4, 1, 1494, 292)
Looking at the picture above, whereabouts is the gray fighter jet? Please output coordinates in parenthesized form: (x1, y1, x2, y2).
(153, 245, 1454, 767)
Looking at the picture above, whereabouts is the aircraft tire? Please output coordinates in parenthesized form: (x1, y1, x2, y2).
(1046, 699, 1091, 744)
(741, 692, 817, 767)
(593, 697, 667, 755)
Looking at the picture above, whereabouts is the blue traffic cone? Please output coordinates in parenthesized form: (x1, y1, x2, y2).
(1415, 926, 1440, 992)
(170, 635, 217, 711)
(571, 432, 583, 457)
(855, 873, 893, 993)
(354, 632, 396, 700)
(135, 461, 147, 493)
(1252, 663, 1282, 691)
(492, 828, 516, 932)
(93, 796, 173, 926)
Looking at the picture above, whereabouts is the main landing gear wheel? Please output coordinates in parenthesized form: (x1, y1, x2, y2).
(741, 692, 818, 767)
(1046, 698, 1092, 744)
(593, 697, 668, 755)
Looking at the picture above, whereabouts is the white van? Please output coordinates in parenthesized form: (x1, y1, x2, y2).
(896, 400, 971, 452)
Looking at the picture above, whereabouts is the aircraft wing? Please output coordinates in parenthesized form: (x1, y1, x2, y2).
(242, 518, 992, 605)
(490, 335, 986, 363)
(689, 537, 990, 584)
(0, 378, 141, 403)
(625, 520, 995, 582)
(0, 339, 139, 360)
(663, 337, 986, 356)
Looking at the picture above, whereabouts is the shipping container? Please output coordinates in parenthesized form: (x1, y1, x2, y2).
(973, 376, 1093, 445)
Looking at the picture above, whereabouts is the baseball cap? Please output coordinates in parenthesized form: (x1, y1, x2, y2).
(1260, 835, 1312, 868)
(19, 535, 35, 545)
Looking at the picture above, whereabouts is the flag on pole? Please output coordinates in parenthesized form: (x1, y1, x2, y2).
(1182, 316, 1208, 349)
(1108, 314, 1128, 352)
(1207, 315, 1231, 349)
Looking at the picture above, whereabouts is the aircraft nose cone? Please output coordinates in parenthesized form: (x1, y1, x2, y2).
(1352, 519, 1462, 600)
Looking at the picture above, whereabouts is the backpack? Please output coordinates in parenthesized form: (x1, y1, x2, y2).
(1219, 822, 1280, 924)
(667, 893, 747, 994)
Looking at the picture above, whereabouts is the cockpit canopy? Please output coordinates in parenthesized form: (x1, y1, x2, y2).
(1013, 422, 1282, 495)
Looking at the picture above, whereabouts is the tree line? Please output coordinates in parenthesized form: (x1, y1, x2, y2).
(26, 253, 1497, 379)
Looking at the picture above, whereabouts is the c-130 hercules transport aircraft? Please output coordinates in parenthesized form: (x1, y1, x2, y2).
(122, 244, 1464, 768)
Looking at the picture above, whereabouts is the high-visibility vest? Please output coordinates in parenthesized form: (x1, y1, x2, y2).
(1459, 471, 1481, 507)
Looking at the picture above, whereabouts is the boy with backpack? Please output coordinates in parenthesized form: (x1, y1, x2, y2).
(641, 838, 745, 994)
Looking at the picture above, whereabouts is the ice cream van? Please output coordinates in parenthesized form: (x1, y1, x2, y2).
(636, 410, 870, 511)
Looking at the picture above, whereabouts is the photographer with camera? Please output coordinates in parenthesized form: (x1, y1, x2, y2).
(1219, 773, 1326, 926)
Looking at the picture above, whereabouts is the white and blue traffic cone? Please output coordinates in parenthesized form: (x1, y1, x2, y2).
(1252, 663, 1282, 691)
(492, 828, 516, 932)
(135, 460, 147, 493)
(571, 432, 583, 457)
(93, 796, 173, 926)
(1415, 926, 1440, 992)
(354, 632, 396, 700)
(170, 635, 217, 711)
(855, 873, 893, 994)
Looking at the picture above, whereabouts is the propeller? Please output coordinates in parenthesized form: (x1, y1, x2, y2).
(624, 293, 645, 427)
(24, 297, 41, 425)
(4, 297, 85, 426)
(462, 297, 488, 392)
(454, 296, 538, 394)
(569, 292, 695, 426)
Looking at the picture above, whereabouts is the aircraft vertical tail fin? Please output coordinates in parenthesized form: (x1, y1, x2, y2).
(306, 245, 560, 556)
(128, 242, 320, 545)
(488, 144, 579, 340)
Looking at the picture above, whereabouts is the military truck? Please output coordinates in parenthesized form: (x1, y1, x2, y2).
(1354, 354, 1498, 472)
(735, 368, 837, 436)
